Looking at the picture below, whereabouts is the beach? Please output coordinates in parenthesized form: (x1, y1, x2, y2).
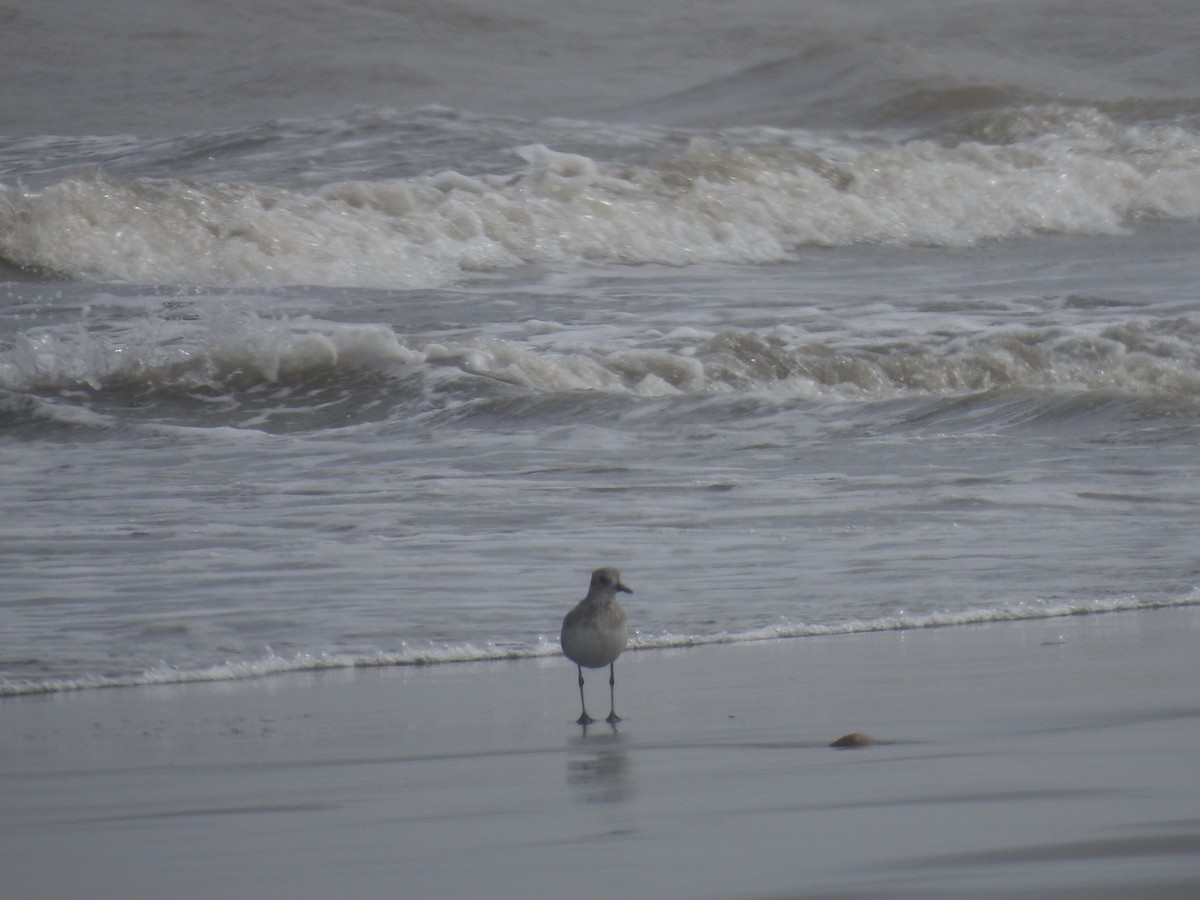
(5, 2, 1200, 896)
(5, 605, 1198, 900)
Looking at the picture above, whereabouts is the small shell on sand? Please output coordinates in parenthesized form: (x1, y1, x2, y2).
(830, 732, 876, 749)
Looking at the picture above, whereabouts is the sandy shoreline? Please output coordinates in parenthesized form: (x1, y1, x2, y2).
(4, 606, 1199, 899)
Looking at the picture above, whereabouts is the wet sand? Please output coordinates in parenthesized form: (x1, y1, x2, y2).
(4, 606, 1199, 899)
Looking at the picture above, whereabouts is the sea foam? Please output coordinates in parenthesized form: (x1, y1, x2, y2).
(4, 308, 1200, 411)
(3, 590, 1195, 697)
(3, 106, 1200, 289)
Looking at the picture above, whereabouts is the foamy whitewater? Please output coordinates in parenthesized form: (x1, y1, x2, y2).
(3, 0, 1200, 695)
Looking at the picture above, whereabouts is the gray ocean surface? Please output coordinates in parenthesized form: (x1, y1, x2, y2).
(3, 0, 1200, 694)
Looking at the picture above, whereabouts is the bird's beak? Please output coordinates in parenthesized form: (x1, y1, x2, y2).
(617, 583, 632, 594)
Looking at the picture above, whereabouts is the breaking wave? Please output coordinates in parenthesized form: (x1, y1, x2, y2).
(4, 105, 1200, 289)
(4, 308, 1200, 426)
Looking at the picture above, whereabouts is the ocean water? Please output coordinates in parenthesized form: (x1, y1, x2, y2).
(3, 0, 1200, 695)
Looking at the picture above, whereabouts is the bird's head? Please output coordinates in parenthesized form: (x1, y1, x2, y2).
(590, 566, 632, 596)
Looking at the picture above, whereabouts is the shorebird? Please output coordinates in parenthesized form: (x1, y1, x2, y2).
(560, 567, 631, 725)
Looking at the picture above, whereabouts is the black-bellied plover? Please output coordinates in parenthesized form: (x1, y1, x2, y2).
(560, 567, 631, 725)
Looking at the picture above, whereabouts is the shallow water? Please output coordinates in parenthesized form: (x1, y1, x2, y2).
(3, 0, 1200, 693)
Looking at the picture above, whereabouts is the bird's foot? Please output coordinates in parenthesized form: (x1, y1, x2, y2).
(576, 712, 594, 726)
(605, 712, 622, 724)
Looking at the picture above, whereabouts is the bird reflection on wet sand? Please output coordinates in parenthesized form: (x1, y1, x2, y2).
(566, 731, 634, 804)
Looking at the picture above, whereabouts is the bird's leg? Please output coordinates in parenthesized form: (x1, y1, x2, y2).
(605, 662, 621, 724)
(575, 665, 594, 725)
